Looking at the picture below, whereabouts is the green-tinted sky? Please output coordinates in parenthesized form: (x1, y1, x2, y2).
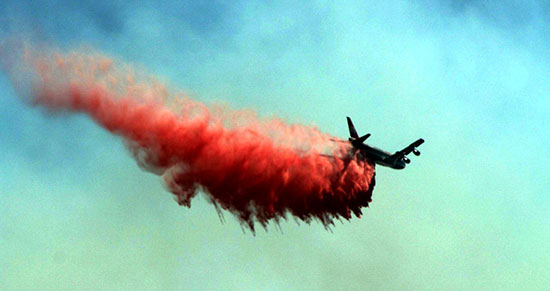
(1, 1, 549, 290)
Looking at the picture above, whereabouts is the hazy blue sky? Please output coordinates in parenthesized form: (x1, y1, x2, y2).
(1, 1, 549, 290)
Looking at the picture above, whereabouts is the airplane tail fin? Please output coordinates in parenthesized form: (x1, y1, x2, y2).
(347, 117, 359, 139)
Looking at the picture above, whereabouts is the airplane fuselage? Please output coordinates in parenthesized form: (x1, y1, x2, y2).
(356, 144, 407, 170)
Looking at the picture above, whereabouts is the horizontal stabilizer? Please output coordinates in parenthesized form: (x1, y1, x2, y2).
(357, 133, 371, 143)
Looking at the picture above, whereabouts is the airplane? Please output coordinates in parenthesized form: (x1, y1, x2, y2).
(329, 117, 424, 170)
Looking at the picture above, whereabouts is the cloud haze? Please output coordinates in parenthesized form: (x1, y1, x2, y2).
(1, 0, 549, 290)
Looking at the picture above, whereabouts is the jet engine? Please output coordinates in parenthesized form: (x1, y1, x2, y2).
(403, 157, 411, 164)
(413, 149, 420, 156)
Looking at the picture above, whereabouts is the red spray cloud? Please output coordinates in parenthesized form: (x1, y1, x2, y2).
(2, 43, 375, 231)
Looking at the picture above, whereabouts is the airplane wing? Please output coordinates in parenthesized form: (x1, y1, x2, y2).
(385, 138, 424, 164)
(329, 138, 349, 143)
(398, 138, 424, 156)
(318, 154, 337, 159)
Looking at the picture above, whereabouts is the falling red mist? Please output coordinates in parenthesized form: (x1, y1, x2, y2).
(1, 44, 376, 231)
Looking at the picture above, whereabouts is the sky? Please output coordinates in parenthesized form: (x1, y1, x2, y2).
(1, 0, 549, 290)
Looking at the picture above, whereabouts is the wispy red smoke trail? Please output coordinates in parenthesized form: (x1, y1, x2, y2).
(2, 43, 375, 231)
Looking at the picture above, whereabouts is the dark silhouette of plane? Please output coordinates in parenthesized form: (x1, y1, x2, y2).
(329, 117, 424, 170)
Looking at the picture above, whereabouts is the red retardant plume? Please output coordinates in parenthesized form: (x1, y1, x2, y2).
(1, 44, 376, 232)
